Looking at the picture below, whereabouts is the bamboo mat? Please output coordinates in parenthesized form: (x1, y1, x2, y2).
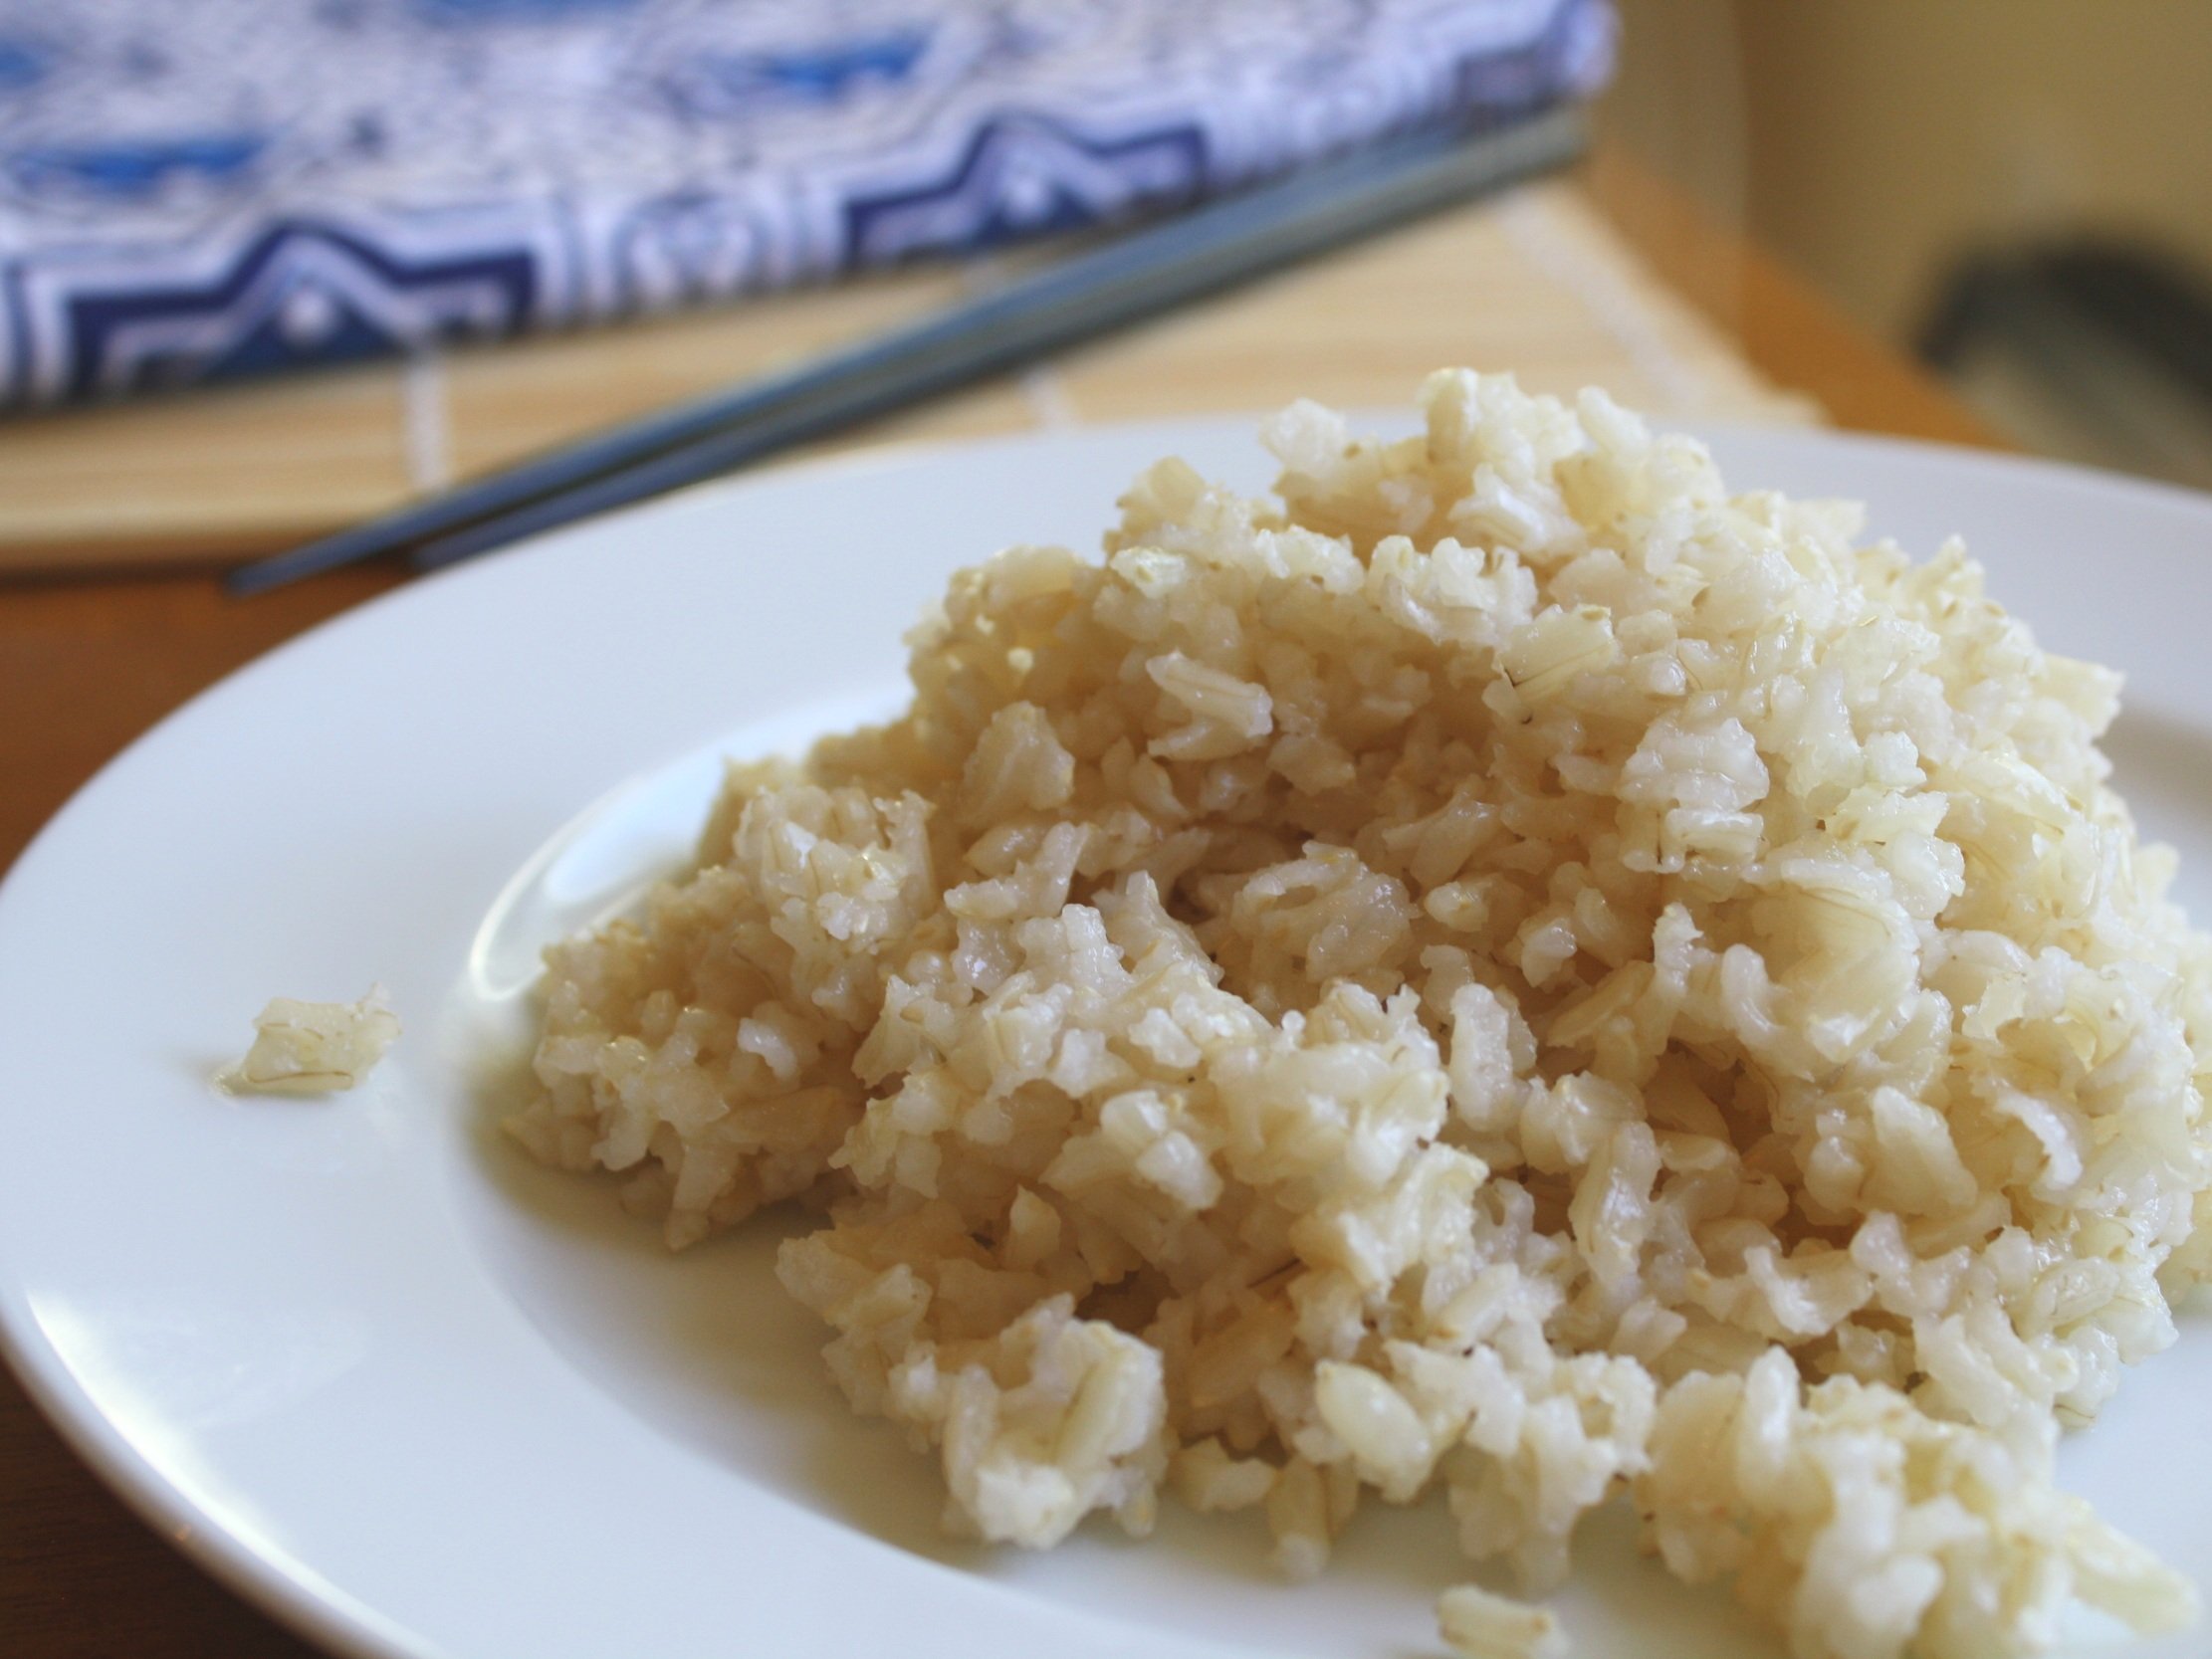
(0, 178, 1815, 573)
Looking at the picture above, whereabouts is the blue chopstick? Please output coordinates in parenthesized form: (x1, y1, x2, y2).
(232, 106, 1583, 593)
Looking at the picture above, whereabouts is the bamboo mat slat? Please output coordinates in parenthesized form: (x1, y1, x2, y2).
(0, 179, 1815, 573)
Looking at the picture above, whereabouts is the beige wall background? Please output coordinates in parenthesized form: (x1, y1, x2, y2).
(1603, 0, 2212, 341)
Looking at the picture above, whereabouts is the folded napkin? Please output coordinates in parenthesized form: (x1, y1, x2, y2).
(0, 0, 1611, 407)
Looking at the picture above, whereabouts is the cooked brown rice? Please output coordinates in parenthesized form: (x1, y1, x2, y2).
(510, 372, 2209, 1657)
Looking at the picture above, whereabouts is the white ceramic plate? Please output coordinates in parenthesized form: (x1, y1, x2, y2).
(3, 419, 2210, 1659)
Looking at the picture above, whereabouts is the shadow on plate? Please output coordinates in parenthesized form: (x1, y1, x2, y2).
(438, 714, 1772, 1656)
(453, 1034, 1772, 1657)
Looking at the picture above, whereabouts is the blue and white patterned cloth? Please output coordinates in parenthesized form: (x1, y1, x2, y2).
(0, 1, 1611, 408)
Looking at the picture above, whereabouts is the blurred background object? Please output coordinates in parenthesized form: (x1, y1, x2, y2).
(8, 0, 1845, 577)
(234, 111, 1592, 592)
(1602, 0, 2212, 486)
(1919, 244, 2212, 494)
(0, 0, 1609, 408)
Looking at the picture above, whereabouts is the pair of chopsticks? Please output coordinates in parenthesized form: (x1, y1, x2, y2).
(229, 105, 1584, 596)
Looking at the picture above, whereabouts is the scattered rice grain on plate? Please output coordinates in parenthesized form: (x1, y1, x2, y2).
(222, 987, 399, 1094)
(509, 372, 2211, 1658)
(1437, 1582, 1566, 1659)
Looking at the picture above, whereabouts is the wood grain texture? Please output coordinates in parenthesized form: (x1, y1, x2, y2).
(1, 566, 400, 1659)
(0, 1366, 324, 1658)
(0, 162, 1990, 1659)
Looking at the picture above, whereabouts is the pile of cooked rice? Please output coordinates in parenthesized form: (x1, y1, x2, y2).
(510, 372, 2211, 1658)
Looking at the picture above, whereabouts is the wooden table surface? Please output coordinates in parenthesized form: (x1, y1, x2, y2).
(0, 153, 1994, 1658)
